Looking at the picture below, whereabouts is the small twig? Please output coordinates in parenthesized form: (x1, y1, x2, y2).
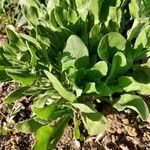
(0, 111, 7, 119)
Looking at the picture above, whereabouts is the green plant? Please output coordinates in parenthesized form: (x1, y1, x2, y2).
(1, 0, 150, 149)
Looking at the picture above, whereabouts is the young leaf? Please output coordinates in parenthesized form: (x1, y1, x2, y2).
(3, 87, 28, 104)
(93, 61, 108, 76)
(44, 70, 76, 102)
(106, 52, 127, 81)
(16, 118, 43, 133)
(113, 94, 149, 121)
(63, 35, 89, 59)
(97, 32, 126, 62)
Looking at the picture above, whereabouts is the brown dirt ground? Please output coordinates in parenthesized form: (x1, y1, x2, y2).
(0, 83, 150, 150)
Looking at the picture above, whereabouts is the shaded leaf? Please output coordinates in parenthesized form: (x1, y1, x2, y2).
(113, 94, 149, 121)
(16, 118, 43, 133)
(97, 32, 126, 62)
(6, 69, 36, 86)
(44, 70, 76, 102)
(4, 87, 28, 104)
(33, 116, 70, 150)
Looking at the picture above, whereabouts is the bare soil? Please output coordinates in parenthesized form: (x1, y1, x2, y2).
(0, 83, 150, 150)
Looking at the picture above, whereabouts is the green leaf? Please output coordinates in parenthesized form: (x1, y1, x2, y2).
(19, 33, 41, 49)
(86, 70, 103, 82)
(33, 101, 72, 121)
(84, 82, 98, 94)
(113, 94, 149, 121)
(3, 87, 28, 104)
(47, 0, 58, 15)
(0, 70, 10, 81)
(33, 103, 58, 121)
(6, 25, 27, 51)
(16, 118, 43, 133)
(54, 6, 67, 27)
(27, 44, 38, 68)
(33, 126, 53, 150)
(62, 35, 89, 69)
(127, 19, 144, 41)
(99, 0, 120, 22)
(132, 66, 150, 84)
(82, 112, 107, 136)
(97, 32, 126, 62)
(6, 25, 19, 43)
(44, 70, 76, 102)
(109, 76, 150, 95)
(96, 81, 112, 96)
(107, 52, 127, 81)
(26, 6, 39, 26)
(92, 61, 108, 76)
(89, 23, 104, 54)
(109, 76, 135, 93)
(74, 103, 107, 135)
(6, 69, 36, 86)
(73, 117, 81, 139)
(106, 6, 122, 31)
(73, 103, 96, 113)
(63, 35, 89, 59)
(134, 24, 150, 49)
(33, 116, 70, 150)
(0, 127, 7, 135)
(67, 8, 78, 24)
(77, 0, 103, 24)
(129, 0, 140, 19)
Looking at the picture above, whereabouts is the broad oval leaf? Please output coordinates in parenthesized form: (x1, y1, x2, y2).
(93, 61, 108, 76)
(82, 112, 107, 136)
(63, 35, 89, 59)
(97, 32, 126, 62)
(73, 103, 107, 135)
(113, 94, 149, 121)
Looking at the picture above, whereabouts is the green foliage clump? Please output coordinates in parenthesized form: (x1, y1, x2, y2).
(1, 0, 150, 149)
